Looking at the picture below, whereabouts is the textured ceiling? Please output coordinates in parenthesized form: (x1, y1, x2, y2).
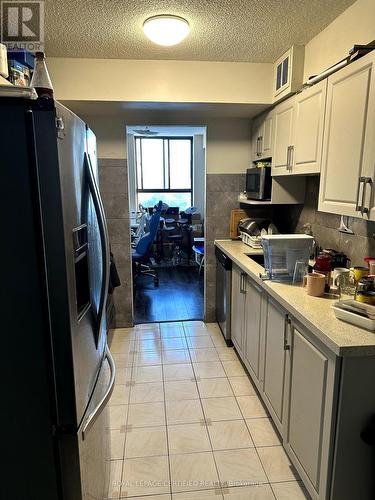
(45, 0, 355, 62)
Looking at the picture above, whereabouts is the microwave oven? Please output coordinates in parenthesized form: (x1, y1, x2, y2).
(246, 166, 272, 200)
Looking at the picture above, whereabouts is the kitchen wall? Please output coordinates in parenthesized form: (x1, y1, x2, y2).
(50, 58, 273, 105)
(99, 158, 133, 327)
(83, 113, 252, 174)
(303, 0, 375, 81)
(279, 177, 375, 266)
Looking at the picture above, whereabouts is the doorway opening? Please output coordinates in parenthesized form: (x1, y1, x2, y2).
(126, 125, 207, 324)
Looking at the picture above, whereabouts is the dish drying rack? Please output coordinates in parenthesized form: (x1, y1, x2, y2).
(240, 231, 262, 249)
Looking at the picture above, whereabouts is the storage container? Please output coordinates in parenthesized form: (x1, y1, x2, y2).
(261, 234, 314, 282)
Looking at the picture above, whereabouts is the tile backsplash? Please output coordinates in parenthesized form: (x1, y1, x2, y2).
(278, 176, 375, 266)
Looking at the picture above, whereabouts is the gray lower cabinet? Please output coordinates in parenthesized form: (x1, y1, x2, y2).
(231, 264, 246, 355)
(244, 279, 265, 387)
(262, 297, 288, 432)
(284, 324, 337, 500)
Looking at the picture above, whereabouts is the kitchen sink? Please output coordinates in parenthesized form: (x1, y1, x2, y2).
(246, 254, 264, 266)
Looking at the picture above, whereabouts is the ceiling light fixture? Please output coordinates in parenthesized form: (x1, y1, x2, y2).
(143, 15, 190, 46)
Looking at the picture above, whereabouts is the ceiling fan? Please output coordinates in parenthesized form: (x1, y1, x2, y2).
(132, 126, 159, 136)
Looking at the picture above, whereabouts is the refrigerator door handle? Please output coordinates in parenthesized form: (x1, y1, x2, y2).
(82, 346, 116, 440)
(84, 152, 110, 344)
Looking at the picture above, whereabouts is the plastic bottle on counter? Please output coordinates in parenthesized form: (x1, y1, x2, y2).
(313, 253, 332, 292)
(30, 52, 54, 98)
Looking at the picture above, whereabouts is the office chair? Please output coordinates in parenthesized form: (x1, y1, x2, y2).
(132, 201, 163, 286)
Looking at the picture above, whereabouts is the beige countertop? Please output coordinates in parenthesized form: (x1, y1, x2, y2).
(215, 239, 375, 357)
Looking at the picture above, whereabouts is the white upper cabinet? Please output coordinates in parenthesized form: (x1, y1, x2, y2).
(292, 80, 327, 174)
(272, 97, 295, 175)
(319, 51, 375, 219)
(273, 46, 305, 103)
(251, 111, 273, 161)
(272, 80, 327, 176)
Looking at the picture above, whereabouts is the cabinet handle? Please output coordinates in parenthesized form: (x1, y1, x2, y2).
(290, 145, 294, 170)
(259, 135, 263, 156)
(256, 137, 261, 156)
(356, 177, 364, 212)
(240, 272, 247, 294)
(286, 146, 291, 170)
(360, 177, 372, 215)
(284, 316, 291, 350)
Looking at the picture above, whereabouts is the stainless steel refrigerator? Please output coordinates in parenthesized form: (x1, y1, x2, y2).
(1, 96, 115, 499)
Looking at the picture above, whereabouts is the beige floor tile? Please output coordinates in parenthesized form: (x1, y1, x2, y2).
(236, 396, 268, 418)
(116, 367, 133, 385)
(128, 402, 165, 427)
(271, 481, 310, 499)
(130, 382, 165, 404)
(166, 399, 205, 425)
(162, 337, 188, 350)
(110, 327, 136, 340)
(197, 378, 233, 399)
(135, 323, 160, 330)
(208, 420, 254, 450)
(189, 349, 219, 363)
(201, 397, 242, 422)
(112, 351, 134, 368)
(183, 320, 206, 328)
(215, 348, 238, 362)
(110, 338, 136, 355)
(161, 328, 186, 339)
(193, 362, 226, 379)
(106, 459, 123, 499)
(136, 338, 163, 352)
(221, 361, 246, 377)
(160, 321, 184, 330)
(123, 496, 171, 500)
(168, 422, 211, 454)
(246, 418, 281, 447)
(165, 380, 199, 401)
(228, 377, 256, 397)
(109, 384, 130, 406)
(136, 330, 161, 340)
(164, 363, 195, 381)
(214, 448, 268, 487)
(109, 405, 128, 430)
(187, 337, 215, 349)
(121, 455, 170, 497)
(257, 446, 299, 483)
(124, 426, 167, 458)
(173, 490, 223, 499)
(184, 327, 211, 337)
(170, 452, 219, 492)
(134, 350, 162, 366)
(162, 349, 191, 365)
(210, 335, 227, 348)
(132, 365, 163, 383)
(108, 428, 126, 460)
(223, 484, 274, 499)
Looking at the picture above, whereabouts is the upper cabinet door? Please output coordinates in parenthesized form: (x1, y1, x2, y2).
(272, 97, 295, 175)
(292, 80, 327, 174)
(319, 52, 375, 218)
(262, 112, 273, 158)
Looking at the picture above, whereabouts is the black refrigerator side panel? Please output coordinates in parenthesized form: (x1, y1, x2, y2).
(0, 100, 60, 499)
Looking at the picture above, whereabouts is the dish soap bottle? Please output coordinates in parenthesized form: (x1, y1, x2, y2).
(30, 52, 54, 98)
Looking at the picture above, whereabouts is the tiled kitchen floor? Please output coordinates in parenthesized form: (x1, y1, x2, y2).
(107, 321, 310, 500)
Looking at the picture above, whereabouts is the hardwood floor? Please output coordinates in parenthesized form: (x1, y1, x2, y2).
(134, 266, 204, 324)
